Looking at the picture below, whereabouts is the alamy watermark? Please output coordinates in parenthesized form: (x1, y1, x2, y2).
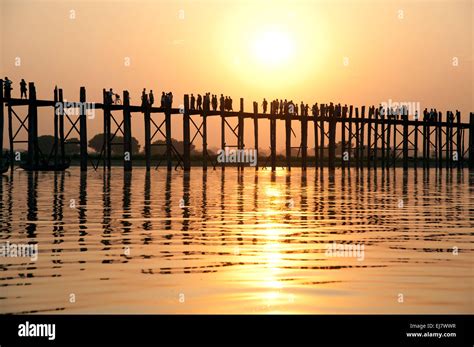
(379, 99, 420, 119)
(217, 147, 257, 167)
(325, 241, 365, 261)
(55, 101, 96, 119)
(0, 241, 38, 261)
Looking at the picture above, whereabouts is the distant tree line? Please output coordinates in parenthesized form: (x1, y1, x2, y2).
(34, 134, 200, 157)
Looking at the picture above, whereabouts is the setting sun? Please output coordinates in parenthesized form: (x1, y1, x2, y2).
(252, 29, 295, 67)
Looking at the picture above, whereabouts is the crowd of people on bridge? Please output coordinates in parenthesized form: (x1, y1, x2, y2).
(0, 79, 459, 125)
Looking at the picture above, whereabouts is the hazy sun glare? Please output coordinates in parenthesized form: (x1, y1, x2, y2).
(252, 29, 295, 67)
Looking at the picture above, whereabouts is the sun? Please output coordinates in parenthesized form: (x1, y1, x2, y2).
(252, 29, 295, 67)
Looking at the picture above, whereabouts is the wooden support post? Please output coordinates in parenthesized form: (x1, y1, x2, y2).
(341, 106, 346, 169)
(79, 87, 88, 171)
(183, 94, 191, 171)
(413, 113, 418, 167)
(238, 98, 244, 169)
(366, 107, 372, 169)
(165, 105, 172, 171)
(469, 113, 474, 170)
(355, 107, 360, 168)
(270, 109, 276, 171)
(253, 102, 259, 170)
(58, 89, 65, 165)
(144, 101, 151, 171)
(27, 83, 38, 167)
(123, 90, 132, 172)
(446, 111, 452, 169)
(403, 112, 409, 170)
(8, 97, 14, 170)
(423, 115, 428, 167)
(456, 111, 462, 169)
(53, 87, 59, 168)
(319, 104, 325, 168)
(380, 109, 385, 168)
(437, 112, 443, 168)
(314, 106, 319, 167)
(348, 105, 352, 168)
(285, 103, 291, 170)
(386, 109, 391, 169)
(102, 89, 111, 169)
(221, 105, 225, 170)
(0, 80, 3, 167)
(301, 104, 308, 171)
(202, 107, 208, 171)
(328, 113, 336, 170)
(392, 113, 397, 167)
(360, 106, 365, 166)
(374, 108, 379, 168)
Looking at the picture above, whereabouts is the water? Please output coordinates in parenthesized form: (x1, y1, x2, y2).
(1, 167, 473, 314)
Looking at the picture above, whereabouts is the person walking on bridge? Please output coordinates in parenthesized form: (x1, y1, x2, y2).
(219, 94, 225, 111)
(191, 94, 196, 110)
(197, 94, 202, 110)
(262, 98, 268, 114)
(20, 79, 27, 99)
(149, 90, 154, 106)
(3, 77, 12, 99)
(141, 89, 148, 108)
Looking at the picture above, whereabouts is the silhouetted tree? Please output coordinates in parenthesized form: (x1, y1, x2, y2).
(88, 133, 140, 155)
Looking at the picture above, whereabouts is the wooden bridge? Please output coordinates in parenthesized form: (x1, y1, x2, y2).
(1, 81, 473, 172)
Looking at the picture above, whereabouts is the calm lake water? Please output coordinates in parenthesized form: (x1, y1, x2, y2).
(1, 167, 473, 314)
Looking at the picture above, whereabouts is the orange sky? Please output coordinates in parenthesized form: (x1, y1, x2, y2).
(1, 0, 472, 151)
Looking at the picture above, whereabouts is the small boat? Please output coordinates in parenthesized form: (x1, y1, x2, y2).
(20, 159, 70, 172)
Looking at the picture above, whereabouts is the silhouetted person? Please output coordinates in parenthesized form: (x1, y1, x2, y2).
(149, 90, 154, 106)
(109, 88, 115, 104)
(204, 93, 210, 111)
(4, 77, 12, 99)
(20, 79, 27, 99)
(167, 92, 173, 108)
(262, 98, 268, 114)
(305, 104, 309, 116)
(197, 94, 202, 110)
(312, 103, 319, 117)
(229, 97, 233, 111)
(191, 94, 196, 110)
(212, 94, 218, 111)
(141, 88, 148, 108)
(219, 94, 225, 111)
(161, 92, 166, 108)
